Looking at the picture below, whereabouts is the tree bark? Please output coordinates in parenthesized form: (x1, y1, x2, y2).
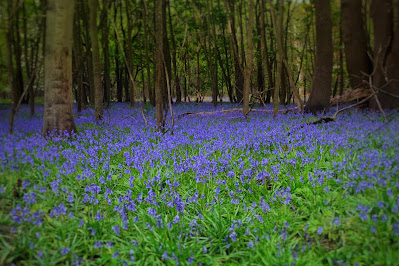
(43, 0, 76, 135)
(7, 0, 16, 133)
(370, 0, 399, 109)
(89, 0, 103, 120)
(101, 0, 111, 108)
(267, 0, 283, 114)
(243, 0, 255, 115)
(125, 0, 135, 107)
(341, 0, 371, 90)
(168, 1, 181, 103)
(304, 0, 333, 113)
(155, 0, 165, 129)
(114, 1, 123, 102)
(142, 0, 154, 106)
(224, 0, 244, 103)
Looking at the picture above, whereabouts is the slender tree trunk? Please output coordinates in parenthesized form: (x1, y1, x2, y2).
(7, 0, 16, 133)
(224, 0, 244, 103)
(22, 2, 31, 105)
(256, 3, 265, 104)
(142, 0, 154, 106)
(155, 0, 165, 129)
(43, 0, 76, 135)
(74, 10, 84, 112)
(81, 0, 94, 104)
(114, 1, 123, 103)
(89, 0, 103, 120)
(125, 0, 135, 106)
(102, 0, 111, 107)
(168, 2, 181, 103)
(267, 0, 283, 114)
(163, 0, 172, 104)
(243, 0, 255, 115)
(304, 0, 333, 113)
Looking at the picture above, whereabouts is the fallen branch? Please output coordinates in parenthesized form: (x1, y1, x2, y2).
(308, 92, 376, 125)
(177, 107, 298, 118)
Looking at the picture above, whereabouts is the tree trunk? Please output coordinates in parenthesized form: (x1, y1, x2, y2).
(102, 0, 111, 108)
(243, 0, 255, 115)
(224, 0, 244, 103)
(370, 0, 399, 109)
(163, 0, 172, 104)
(125, 0, 135, 107)
(168, 2, 181, 104)
(341, 0, 371, 90)
(114, 1, 123, 103)
(13, 7, 25, 104)
(89, 0, 103, 120)
(73, 9, 84, 112)
(43, 0, 76, 135)
(81, 0, 94, 105)
(7, 0, 16, 133)
(155, 0, 165, 129)
(142, 0, 154, 106)
(267, 0, 283, 114)
(304, 0, 333, 113)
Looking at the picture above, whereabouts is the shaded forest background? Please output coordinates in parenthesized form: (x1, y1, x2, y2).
(1, 0, 399, 131)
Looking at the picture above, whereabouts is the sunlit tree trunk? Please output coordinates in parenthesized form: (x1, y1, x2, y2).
(43, 0, 76, 135)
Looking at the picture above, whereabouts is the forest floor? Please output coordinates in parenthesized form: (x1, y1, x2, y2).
(0, 103, 398, 265)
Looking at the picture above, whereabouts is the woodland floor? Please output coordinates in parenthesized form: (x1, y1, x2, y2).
(0, 103, 399, 265)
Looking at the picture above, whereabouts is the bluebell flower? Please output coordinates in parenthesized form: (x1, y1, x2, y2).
(0, 186, 5, 193)
(67, 193, 74, 203)
(359, 212, 367, 221)
(187, 254, 194, 265)
(38, 250, 43, 258)
(317, 226, 323, 235)
(332, 217, 340, 226)
(162, 251, 169, 259)
(95, 210, 104, 221)
(173, 215, 180, 224)
(61, 248, 70, 255)
(202, 246, 208, 254)
(113, 251, 119, 258)
(229, 231, 237, 242)
(248, 240, 254, 249)
(78, 220, 84, 227)
(23, 192, 36, 205)
(284, 221, 290, 228)
(112, 225, 120, 236)
(370, 225, 376, 233)
(93, 241, 102, 249)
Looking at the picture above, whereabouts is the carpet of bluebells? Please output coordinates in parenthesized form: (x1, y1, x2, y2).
(0, 103, 399, 265)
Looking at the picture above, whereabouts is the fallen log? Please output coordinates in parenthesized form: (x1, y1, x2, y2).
(330, 87, 370, 105)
